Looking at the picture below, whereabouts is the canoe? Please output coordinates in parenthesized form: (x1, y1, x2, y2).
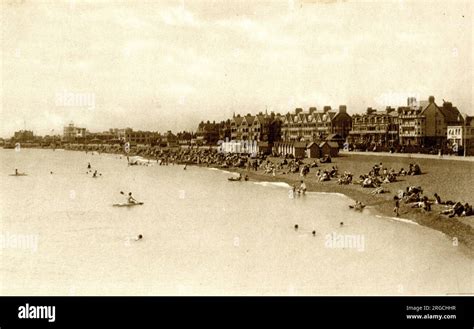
(113, 202, 144, 207)
(9, 173, 27, 176)
(228, 177, 241, 181)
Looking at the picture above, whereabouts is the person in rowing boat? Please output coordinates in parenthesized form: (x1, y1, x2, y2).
(127, 192, 138, 204)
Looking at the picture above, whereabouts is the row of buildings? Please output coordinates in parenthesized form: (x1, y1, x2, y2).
(5, 96, 473, 156)
(195, 96, 472, 155)
(62, 123, 184, 147)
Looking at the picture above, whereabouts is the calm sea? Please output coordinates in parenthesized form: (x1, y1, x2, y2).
(0, 149, 472, 295)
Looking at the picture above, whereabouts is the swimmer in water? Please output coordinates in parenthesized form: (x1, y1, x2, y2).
(294, 224, 299, 231)
(340, 222, 344, 227)
(135, 234, 143, 241)
(312, 230, 316, 236)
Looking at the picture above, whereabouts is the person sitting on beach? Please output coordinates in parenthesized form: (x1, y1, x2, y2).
(462, 203, 473, 216)
(434, 193, 443, 205)
(319, 171, 330, 182)
(362, 177, 373, 188)
(398, 168, 407, 176)
(440, 202, 464, 217)
(412, 164, 421, 175)
(329, 166, 338, 178)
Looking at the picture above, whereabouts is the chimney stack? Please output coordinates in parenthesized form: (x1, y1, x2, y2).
(428, 96, 435, 104)
(323, 106, 331, 113)
(295, 108, 303, 114)
(309, 107, 317, 114)
(338, 105, 347, 113)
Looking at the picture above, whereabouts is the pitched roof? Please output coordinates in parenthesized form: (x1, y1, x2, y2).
(439, 105, 462, 124)
(294, 142, 307, 148)
(326, 133, 343, 140)
(319, 141, 339, 148)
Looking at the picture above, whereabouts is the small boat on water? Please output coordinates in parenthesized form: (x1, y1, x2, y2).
(349, 204, 366, 211)
(113, 202, 144, 207)
(228, 177, 242, 182)
(9, 173, 27, 176)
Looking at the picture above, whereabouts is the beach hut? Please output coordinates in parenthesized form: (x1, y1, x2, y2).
(257, 141, 272, 155)
(294, 142, 307, 159)
(319, 141, 339, 157)
(306, 142, 321, 158)
(326, 134, 345, 148)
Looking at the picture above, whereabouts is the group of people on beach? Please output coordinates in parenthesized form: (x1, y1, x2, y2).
(393, 186, 473, 218)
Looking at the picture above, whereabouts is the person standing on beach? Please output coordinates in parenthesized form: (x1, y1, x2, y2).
(299, 180, 307, 195)
(394, 196, 400, 217)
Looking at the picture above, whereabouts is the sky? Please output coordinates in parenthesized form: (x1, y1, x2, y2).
(1, 0, 472, 137)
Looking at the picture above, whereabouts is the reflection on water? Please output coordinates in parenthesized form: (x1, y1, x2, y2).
(0, 149, 472, 295)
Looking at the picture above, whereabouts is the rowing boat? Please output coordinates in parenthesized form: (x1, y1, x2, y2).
(113, 202, 144, 207)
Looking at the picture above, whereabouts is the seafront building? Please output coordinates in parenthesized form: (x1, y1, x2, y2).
(447, 115, 474, 156)
(229, 111, 282, 142)
(421, 96, 463, 148)
(398, 96, 464, 149)
(63, 122, 87, 142)
(348, 107, 399, 149)
(280, 105, 352, 142)
(196, 121, 220, 145)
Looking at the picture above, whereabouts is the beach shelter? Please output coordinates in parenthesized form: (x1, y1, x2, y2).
(306, 142, 321, 158)
(326, 133, 345, 148)
(293, 142, 307, 159)
(319, 141, 339, 157)
(257, 141, 272, 155)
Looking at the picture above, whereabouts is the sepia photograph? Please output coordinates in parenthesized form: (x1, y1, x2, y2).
(1, 0, 473, 319)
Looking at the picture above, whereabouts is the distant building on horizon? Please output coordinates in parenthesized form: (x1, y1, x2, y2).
(13, 130, 35, 142)
(63, 122, 87, 143)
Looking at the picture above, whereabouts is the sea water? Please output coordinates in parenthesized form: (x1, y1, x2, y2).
(0, 149, 472, 295)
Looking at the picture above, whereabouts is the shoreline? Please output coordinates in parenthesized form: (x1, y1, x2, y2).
(5, 147, 474, 257)
(206, 163, 474, 258)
